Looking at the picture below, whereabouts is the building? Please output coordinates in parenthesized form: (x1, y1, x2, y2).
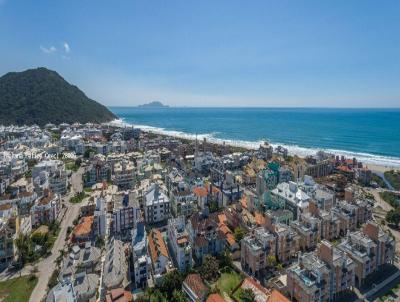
(131, 222, 150, 288)
(104, 238, 130, 290)
(270, 182, 310, 220)
(113, 160, 135, 190)
(337, 231, 377, 286)
(287, 252, 331, 302)
(362, 221, 395, 267)
(290, 213, 321, 251)
(148, 229, 171, 279)
(93, 196, 107, 239)
(112, 191, 141, 236)
(30, 190, 60, 227)
(187, 210, 226, 264)
(144, 183, 171, 224)
(317, 240, 355, 300)
(241, 227, 276, 277)
(0, 220, 14, 269)
(183, 274, 209, 302)
(167, 216, 192, 271)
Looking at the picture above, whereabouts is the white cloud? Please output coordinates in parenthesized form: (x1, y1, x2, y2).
(63, 42, 70, 53)
(40, 45, 57, 54)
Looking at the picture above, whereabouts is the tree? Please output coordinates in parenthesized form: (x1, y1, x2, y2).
(159, 270, 184, 299)
(218, 249, 233, 269)
(266, 254, 277, 267)
(234, 227, 246, 242)
(200, 255, 219, 281)
(172, 290, 187, 302)
(386, 209, 400, 227)
(240, 289, 255, 302)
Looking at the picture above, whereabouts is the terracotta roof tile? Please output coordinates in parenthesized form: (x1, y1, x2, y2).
(184, 274, 208, 298)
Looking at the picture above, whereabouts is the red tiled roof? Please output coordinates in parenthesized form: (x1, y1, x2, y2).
(184, 274, 208, 298)
(269, 290, 290, 302)
(73, 216, 93, 237)
(206, 293, 226, 302)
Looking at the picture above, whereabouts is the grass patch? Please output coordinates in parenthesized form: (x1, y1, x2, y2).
(215, 269, 243, 296)
(0, 275, 38, 302)
(384, 170, 400, 190)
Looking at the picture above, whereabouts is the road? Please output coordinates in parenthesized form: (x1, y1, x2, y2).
(27, 167, 84, 302)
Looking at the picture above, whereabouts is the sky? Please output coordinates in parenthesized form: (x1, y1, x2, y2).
(0, 0, 399, 107)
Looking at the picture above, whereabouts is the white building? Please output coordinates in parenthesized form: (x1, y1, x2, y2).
(270, 181, 310, 219)
(144, 183, 170, 224)
(167, 216, 192, 271)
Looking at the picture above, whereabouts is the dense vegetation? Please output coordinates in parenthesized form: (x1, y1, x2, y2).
(384, 170, 400, 190)
(0, 67, 116, 126)
(371, 173, 388, 188)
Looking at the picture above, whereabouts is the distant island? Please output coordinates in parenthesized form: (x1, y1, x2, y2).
(138, 101, 169, 108)
(0, 67, 116, 126)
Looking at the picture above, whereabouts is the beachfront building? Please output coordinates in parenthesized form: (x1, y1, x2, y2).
(167, 216, 192, 271)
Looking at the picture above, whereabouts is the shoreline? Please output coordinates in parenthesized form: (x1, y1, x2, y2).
(106, 119, 400, 172)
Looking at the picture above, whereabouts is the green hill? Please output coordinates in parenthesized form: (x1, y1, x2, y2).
(0, 67, 116, 126)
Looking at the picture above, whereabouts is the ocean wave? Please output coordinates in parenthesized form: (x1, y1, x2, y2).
(106, 119, 400, 168)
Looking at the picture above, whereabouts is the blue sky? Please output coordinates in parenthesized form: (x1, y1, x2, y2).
(0, 0, 399, 107)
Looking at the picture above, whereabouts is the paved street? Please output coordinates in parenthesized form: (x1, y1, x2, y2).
(27, 167, 84, 302)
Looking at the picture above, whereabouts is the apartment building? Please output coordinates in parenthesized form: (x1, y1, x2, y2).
(362, 221, 395, 267)
(337, 231, 377, 286)
(287, 252, 331, 302)
(111, 191, 141, 236)
(167, 216, 192, 271)
(144, 183, 170, 224)
(241, 227, 276, 277)
(187, 210, 226, 264)
(273, 223, 300, 264)
(270, 181, 310, 220)
(113, 160, 135, 190)
(317, 240, 355, 300)
(131, 222, 150, 288)
(30, 190, 60, 227)
(290, 213, 321, 251)
(0, 220, 14, 269)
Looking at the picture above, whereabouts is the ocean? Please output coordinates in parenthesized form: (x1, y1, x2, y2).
(109, 107, 400, 168)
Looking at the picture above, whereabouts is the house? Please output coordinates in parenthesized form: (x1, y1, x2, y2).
(148, 229, 170, 278)
(105, 288, 133, 302)
(183, 274, 209, 302)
